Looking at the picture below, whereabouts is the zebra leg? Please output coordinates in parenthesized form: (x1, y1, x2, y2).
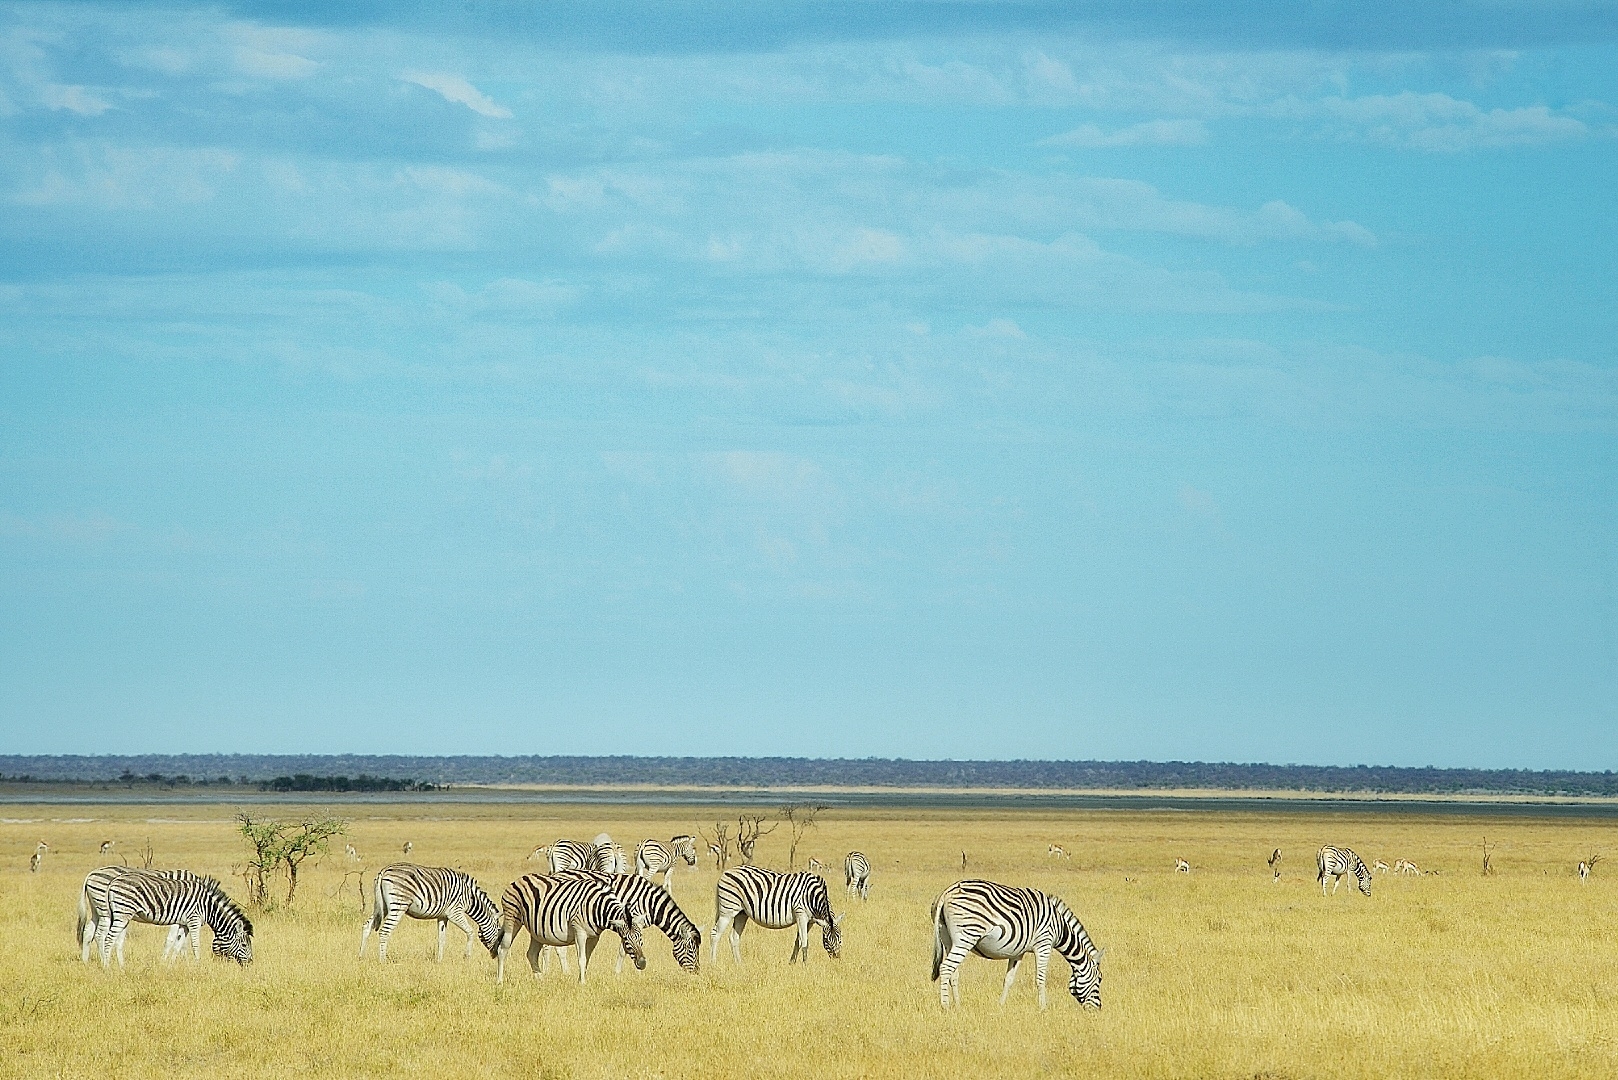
(729, 912, 748, 964)
(712, 912, 734, 965)
(939, 941, 973, 1008)
(791, 910, 811, 963)
(1034, 946, 1051, 1010)
(1331, 875, 1341, 896)
(189, 916, 202, 960)
(377, 909, 406, 961)
(999, 955, 1023, 1005)
(575, 927, 592, 983)
(446, 910, 477, 959)
(526, 935, 544, 976)
(437, 918, 447, 962)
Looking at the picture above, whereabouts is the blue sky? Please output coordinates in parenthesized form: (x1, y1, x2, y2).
(1, 1, 1614, 766)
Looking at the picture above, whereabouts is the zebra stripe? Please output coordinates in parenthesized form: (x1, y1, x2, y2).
(559, 870, 702, 973)
(359, 863, 501, 962)
(930, 879, 1102, 1009)
(592, 842, 631, 874)
(97, 869, 253, 968)
(546, 839, 599, 874)
(844, 851, 871, 900)
(712, 865, 842, 965)
(635, 835, 698, 889)
(496, 874, 646, 983)
(78, 866, 192, 962)
(1317, 846, 1373, 897)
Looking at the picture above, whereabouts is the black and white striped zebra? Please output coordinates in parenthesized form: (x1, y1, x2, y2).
(95, 868, 253, 968)
(496, 874, 646, 983)
(78, 866, 191, 962)
(1317, 846, 1373, 897)
(844, 851, 870, 900)
(546, 839, 599, 874)
(712, 864, 842, 965)
(930, 879, 1103, 1009)
(635, 835, 698, 889)
(359, 863, 501, 962)
(592, 842, 631, 874)
(559, 870, 702, 973)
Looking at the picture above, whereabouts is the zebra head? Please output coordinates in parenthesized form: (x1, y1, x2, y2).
(671, 922, 701, 974)
(470, 884, 503, 958)
(673, 835, 698, 866)
(602, 894, 647, 971)
(1067, 945, 1103, 1009)
(204, 883, 255, 965)
(819, 912, 844, 959)
(1356, 868, 1373, 897)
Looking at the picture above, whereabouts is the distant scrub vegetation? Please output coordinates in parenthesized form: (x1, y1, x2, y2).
(2, 755, 1617, 797)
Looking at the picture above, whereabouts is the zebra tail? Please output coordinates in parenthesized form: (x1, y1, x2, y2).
(929, 899, 944, 983)
(76, 885, 90, 947)
(367, 871, 387, 933)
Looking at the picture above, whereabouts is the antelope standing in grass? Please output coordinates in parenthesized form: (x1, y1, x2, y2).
(1579, 854, 1600, 884)
(1048, 844, 1069, 860)
(1175, 859, 1190, 874)
(1268, 848, 1282, 882)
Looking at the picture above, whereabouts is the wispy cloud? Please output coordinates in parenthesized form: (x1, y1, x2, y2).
(1276, 91, 1589, 150)
(234, 47, 318, 79)
(401, 71, 513, 119)
(1040, 119, 1208, 148)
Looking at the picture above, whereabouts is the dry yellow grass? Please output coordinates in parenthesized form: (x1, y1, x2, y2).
(4, 801, 1618, 1078)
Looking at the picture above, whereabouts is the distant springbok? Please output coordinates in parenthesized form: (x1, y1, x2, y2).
(807, 857, 825, 873)
(1048, 844, 1070, 860)
(1268, 848, 1282, 882)
(344, 844, 360, 861)
(1579, 854, 1600, 884)
(100, 840, 115, 855)
(1393, 859, 1421, 876)
(527, 845, 549, 862)
(1373, 860, 1390, 875)
(1175, 859, 1190, 874)
(30, 851, 42, 873)
(402, 842, 413, 856)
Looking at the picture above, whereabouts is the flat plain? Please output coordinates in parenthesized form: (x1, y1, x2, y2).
(3, 798, 1617, 1079)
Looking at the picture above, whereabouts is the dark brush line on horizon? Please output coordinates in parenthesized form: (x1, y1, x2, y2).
(3, 755, 1618, 797)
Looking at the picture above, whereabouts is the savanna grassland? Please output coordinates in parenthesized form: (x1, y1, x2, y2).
(3, 799, 1618, 1079)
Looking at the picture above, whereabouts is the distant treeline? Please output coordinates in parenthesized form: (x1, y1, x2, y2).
(261, 774, 440, 793)
(3, 755, 1617, 796)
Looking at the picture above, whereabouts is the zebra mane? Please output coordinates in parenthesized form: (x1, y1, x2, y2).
(201, 879, 252, 935)
(1049, 897, 1095, 962)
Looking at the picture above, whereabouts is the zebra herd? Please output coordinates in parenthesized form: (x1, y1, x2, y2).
(69, 831, 1529, 1012)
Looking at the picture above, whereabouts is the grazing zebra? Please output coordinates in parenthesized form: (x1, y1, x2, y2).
(359, 863, 501, 962)
(78, 866, 192, 962)
(635, 835, 698, 889)
(1318, 846, 1373, 897)
(547, 839, 599, 874)
(930, 879, 1103, 1010)
(95, 868, 253, 967)
(496, 874, 646, 983)
(559, 870, 702, 973)
(712, 865, 842, 965)
(1175, 859, 1190, 874)
(844, 851, 871, 900)
(1048, 844, 1069, 860)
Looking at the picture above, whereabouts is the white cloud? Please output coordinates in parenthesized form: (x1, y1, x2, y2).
(401, 71, 513, 119)
(39, 84, 111, 115)
(234, 47, 318, 79)
(1040, 119, 1208, 148)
